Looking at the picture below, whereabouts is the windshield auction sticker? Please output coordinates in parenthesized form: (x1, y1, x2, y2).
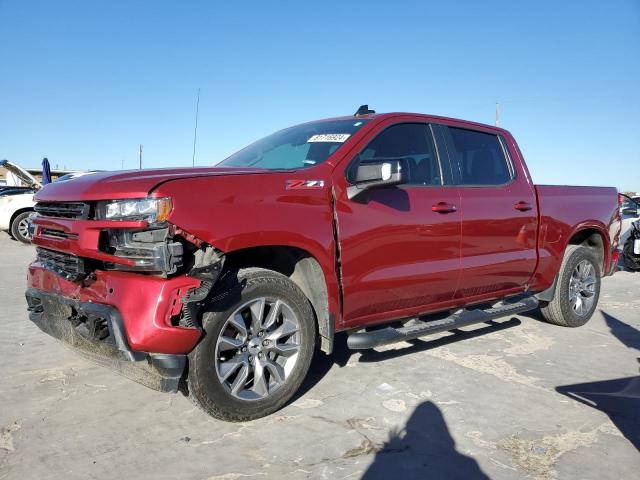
(307, 133, 351, 143)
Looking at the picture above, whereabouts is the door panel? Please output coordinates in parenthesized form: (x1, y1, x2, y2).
(456, 187, 537, 297)
(334, 122, 462, 326)
(440, 126, 538, 298)
(336, 187, 461, 324)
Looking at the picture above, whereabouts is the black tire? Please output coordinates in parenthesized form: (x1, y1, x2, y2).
(187, 268, 316, 421)
(540, 245, 601, 327)
(622, 236, 640, 271)
(10, 211, 33, 244)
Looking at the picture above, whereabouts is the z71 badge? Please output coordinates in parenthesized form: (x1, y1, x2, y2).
(286, 180, 325, 189)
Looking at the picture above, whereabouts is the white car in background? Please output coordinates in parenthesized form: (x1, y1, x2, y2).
(0, 160, 41, 243)
(0, 162, 98, 243)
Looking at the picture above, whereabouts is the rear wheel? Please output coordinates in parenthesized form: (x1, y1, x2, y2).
(187, 268, 316, 421)
(10, 211, 33, 244)
(540, 245, 601, 327)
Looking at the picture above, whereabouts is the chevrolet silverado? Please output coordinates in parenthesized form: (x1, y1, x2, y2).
(25, 107, 621, 421)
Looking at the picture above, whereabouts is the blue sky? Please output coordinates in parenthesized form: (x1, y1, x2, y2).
(1, 0, 639, 190)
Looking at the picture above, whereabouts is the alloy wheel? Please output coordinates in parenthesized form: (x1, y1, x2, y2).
(18, 217, 31, 240)
(214, 297, 301, 400)
(568, 260, 596, 316)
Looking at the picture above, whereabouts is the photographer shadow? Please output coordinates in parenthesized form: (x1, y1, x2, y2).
(362, 401, 489, 479)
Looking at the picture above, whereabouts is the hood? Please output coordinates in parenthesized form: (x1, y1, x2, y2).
(34, 166, 271, 202)
(0, 160, 42, 188)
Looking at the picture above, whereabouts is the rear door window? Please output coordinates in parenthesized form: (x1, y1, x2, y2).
(444, 127, 513, 186)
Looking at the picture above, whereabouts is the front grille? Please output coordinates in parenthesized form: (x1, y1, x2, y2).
(36, 247, 88, 281)
(35, 202, 91, 219)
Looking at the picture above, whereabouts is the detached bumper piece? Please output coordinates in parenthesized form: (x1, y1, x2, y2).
(347, 296, 539, 350)
(25, 288, 186, 393)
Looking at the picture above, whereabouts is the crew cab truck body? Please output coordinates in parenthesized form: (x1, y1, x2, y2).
(26, 110, 621, 420)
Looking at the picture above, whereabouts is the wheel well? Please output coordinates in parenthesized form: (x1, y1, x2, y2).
(10, 207, 34, 226)
(567, 229, 605, 274)
(224, 246, 333, 353)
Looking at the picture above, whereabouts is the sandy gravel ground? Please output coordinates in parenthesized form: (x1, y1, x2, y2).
(1, 235, 638, 479)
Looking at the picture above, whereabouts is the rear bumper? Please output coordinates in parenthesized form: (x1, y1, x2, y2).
(26, 288, 187, 392)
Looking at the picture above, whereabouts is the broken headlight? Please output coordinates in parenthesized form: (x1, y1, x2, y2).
(96, 197, 172, 223)
(102, 227, 183, 275)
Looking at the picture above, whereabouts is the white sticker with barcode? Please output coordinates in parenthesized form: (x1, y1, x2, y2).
(307, 133, 351, 143)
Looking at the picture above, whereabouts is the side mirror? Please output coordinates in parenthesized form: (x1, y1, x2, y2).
(622, 207, 638, 217)
(347, 158, 408, 200)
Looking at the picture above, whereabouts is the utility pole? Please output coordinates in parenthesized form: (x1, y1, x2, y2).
(139, 144, 143, 169)
(495, 102, 500, 127)
(192, 88, 200, 167)
(121, 159, 124, 170)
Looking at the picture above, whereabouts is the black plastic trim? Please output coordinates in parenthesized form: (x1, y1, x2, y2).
(534, 276, 559, 302)
(25, 288, 187, 392)
(347, 296, 539, 350)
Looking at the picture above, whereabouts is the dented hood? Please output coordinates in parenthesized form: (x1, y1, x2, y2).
(35, 166, 270, 202)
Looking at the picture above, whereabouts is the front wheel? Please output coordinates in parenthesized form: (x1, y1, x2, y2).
(540, 245, 601, 327)
(187, 268, 316, 421)
(10, 211, 33, 244)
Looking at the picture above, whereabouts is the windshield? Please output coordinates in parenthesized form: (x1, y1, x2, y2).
(218, 119, 369, 170)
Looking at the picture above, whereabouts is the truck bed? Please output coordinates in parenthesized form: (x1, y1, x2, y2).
(534, 185, 620, 287)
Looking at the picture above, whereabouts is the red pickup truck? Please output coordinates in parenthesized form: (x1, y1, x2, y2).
(26, 107, 621, 421)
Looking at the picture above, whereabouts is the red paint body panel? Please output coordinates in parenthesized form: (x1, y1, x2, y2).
(34, 167, 272, 202)
(454, 129, 539, 298)
(27, 264, 201, 353)
(335, 184, 462, 326)
(531, 185, 620, 287)
(31, 216, 148, 265)
(330, 115, 464, 327)
(153, 171, 342, 320)
(26, 112, 622, 356)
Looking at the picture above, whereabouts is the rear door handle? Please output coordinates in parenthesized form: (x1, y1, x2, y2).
(514, 201, 533, 212)
(432, 202, 457, 214)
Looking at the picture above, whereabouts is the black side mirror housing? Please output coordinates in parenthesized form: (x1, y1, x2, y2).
(622, 207, 638, 217)
(347, 158, 408, 200)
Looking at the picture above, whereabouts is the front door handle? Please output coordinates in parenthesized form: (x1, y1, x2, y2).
(432, 202, 457, 214)
(514, 201, 533, 212)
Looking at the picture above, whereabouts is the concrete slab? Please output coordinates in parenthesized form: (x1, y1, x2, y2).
(0, 234, 638, 479)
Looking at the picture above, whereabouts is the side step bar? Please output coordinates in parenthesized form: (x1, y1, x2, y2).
(347, 296, 539, 350)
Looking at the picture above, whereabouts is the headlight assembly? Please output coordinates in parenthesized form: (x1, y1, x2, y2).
(96, 197, 172, 223)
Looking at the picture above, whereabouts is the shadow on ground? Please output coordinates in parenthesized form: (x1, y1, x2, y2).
(361, 400, 489, 479)
(294, 317, 521, 402)
(556, 311, 640, 450)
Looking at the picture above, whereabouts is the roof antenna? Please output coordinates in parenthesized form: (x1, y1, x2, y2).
(354, 104, 375, 116)
(192, 88, 201, 167)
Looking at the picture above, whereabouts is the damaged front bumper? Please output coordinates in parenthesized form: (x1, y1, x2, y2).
(25, 262, 206, 392)
(26, 288, 187, 393)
